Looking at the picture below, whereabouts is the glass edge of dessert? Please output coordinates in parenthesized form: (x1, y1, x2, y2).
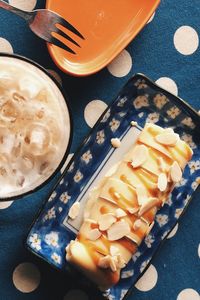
(0, 53, 72, 201)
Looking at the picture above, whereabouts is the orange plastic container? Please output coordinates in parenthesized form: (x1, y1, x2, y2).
(46, 0, 160, 76)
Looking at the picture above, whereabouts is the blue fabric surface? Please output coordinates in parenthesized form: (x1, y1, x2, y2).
(0, 0, 199, 300)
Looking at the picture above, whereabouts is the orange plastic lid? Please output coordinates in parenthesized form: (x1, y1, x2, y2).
(46, 0, 160, 76)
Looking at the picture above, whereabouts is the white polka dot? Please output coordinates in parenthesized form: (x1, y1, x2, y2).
(156, 77, 178, 96)
(135, 264, 158, 291)
(167, 223, 179, 239)
(9, 0, 37, 11)
(61, 153, 74, 174)
(0, 201, 13, 209)
(174, 26, 199, 55)
(0, 38, 13, 53)
(13, 263, 40, 293)
(198, 244, 200, 258)
(147, 12, 155, 24)
(64, 289, 89, 300)
(47, 69, 62, 85)
(84, 100, 107, 128)
(177, 289, 200, 300)
(107, 50, 132, 77)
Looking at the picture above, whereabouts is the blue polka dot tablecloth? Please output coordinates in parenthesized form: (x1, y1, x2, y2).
(0, 0, 199, 300)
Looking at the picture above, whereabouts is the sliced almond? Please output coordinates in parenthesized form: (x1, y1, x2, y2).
(87, 228, 102, 241)
(146, 221, 155, 235)
(127, 207, 139, 214)
(109, 256, 117, 272)
(85, 218, 98, 225)
(98, 255, 117, 272)
(131, 145, 149, 168)
(110, 247, 126, 269)
(164, 128, 174, 134)
(170, 161, 182, 183)
(130, 121, 138, 126)
(157, 157, 167, 172)
(68, 202, 80, 219)
(111, 138, 121, 148)
(98, 255, 110, 269)
(113, 191, 120, 199)
(133, 219, 142, 231)
(141, 216, 150, 224)
(110, 245, 120, 256)
(155, 132, 179, 146)
(107, 220, 130, 241)
(115, 208, 127, 218)
(136, 185, 149, 205)
(138, 198, 160, 216)
(116, 254, 126, 269)
(98, 213, 116, 231)
(157, 173, 168, 192)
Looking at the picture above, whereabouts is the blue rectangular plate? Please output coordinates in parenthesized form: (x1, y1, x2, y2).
(26, 74, 200, 300)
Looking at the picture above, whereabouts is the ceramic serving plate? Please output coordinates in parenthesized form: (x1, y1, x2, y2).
(26, 74, 200, 300)
(46, 0, 160, 76)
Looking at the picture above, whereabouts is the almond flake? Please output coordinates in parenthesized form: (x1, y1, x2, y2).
(98, 213, 117, 231)
(130, 121, 138, 126)
(157, 157, 167, 172)
(115, 208, 127, 218)
(157, 173, 168, 192)
(155, 132, 179, 146)
(138, 198, 160, 216)
(116, 254, 126, 269)
(164, 128, 174, 134)
(127, 207, 139, 214)
(110, 247, 126, 270)
(170, 161, 182, 183)
(133, 219, 142, 231)
(109, 256, 117, 272)
(98, 255, 110, 269)
(114, 191, 120, 199)
(107, 220, 130, 241)
(131, 145, 149, 168)
(110, 245, 120, 256)
(111, 138, 121, 148)
(98, 255, 117, 272)
(136, 185, 148, 205)
(68, 202, 80, 219)
(87, 228, 102, 241)
(146, 221, 155, 235)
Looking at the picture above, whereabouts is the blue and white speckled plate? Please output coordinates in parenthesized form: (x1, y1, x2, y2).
(26, 74, 200, 300)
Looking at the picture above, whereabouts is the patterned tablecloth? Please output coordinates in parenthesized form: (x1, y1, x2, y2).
(0, 0, 199, 300)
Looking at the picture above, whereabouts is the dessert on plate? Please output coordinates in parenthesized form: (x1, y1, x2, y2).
(66, 123, 193, 290)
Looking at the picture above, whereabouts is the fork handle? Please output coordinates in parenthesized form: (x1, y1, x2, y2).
(0, 0, 32, 21)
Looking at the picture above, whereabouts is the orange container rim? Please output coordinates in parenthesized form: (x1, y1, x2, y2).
(46, 0, 160, 76)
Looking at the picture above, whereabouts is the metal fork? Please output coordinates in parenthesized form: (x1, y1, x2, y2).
(0, 0, 84, 54)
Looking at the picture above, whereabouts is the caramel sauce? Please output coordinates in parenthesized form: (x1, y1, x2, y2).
(147, 126, 160, 136)
(109, 187, 137, 209)
(131, 222, 148, 240)
(90, 223, 99, 230)
(119, 237, 137, 253)
(125, 164, 158, 197)
(100, 205, 110, 214)
(149, 146, 172, 166)
(142, 206, 157, 223)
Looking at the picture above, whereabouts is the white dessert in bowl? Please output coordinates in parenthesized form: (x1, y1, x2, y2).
(0, 54, 72, 200)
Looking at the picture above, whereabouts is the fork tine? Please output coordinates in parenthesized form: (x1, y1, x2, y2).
(57, 17, 84, 40)
(54, 28, 80, 47)
(49, 37, 76, 54)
